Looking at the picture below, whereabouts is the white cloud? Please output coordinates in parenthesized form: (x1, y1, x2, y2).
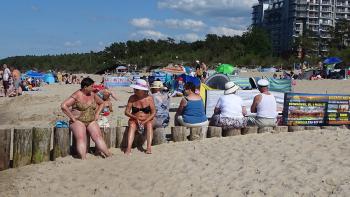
(175, 33, 202, 42)
(64, 40, 82, 47)
(130, 18, 206, 31)
(132, 30, 168, 40)
(130, 18, 156, 28)
(164, 19, 206, 31)
(158, 0, 256, 17)
(209, 26, 244, 36)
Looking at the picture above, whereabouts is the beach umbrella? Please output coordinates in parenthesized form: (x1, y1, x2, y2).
(323, 57, 342, 65)
(161, 66, 185, 74)
(216, 64, 235, 75)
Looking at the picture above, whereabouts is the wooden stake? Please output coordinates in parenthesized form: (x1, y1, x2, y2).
(52, 127, 70, 160)
(0, 129, 11, 170)
(13, 128, 33, 168)
(32, 127, 52, 164)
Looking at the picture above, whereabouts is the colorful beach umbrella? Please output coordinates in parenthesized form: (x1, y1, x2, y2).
(216, 64, 235, 75)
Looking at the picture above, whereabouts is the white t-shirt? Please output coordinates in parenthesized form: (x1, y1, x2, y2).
(215, 94, 245, 118)
(3, 68, 11, 81)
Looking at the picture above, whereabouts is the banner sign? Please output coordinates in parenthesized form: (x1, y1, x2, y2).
(283, 93, 350, 126)
(205, 89, 284, 118)
(104, 76, 131, 88)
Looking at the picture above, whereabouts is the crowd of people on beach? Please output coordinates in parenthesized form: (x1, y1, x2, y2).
(61, 75, 277, 158)
(0, 63, 87, 98)
(0, 64, 23, 97)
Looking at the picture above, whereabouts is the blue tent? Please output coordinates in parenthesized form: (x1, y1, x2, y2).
(24, 70, 45, 79)
(324, 57, 342, 65)
(23, 71, 56, 84)
(44, 73, 55, 84)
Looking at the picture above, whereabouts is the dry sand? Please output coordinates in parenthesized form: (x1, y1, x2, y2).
(1, 74, 350, 196)
(1, 129, 350, 196)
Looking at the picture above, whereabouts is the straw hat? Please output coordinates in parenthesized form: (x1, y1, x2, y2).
(150, 81, 164, 89)
(257, 79, 269, 87)
(224, 81, 239, 95)
(130, 79, 149, 91)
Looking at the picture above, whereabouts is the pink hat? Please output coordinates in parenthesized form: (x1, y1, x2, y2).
(130, 79, 149, 91)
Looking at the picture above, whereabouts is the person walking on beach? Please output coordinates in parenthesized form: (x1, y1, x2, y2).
(249, 79, 277, 128)
(61, 77, 111, 159)
(2, 64, 12, 97)
(11, 66, 21, 96)
(124, 79, 156, 155)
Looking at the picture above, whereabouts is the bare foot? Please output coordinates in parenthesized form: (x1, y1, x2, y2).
(124, 149, 132, 155)
(102, 151, 112, 158)
(145, 149, 152, 154)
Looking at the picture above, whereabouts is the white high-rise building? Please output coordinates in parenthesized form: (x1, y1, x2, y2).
(252, 0, 350, 56)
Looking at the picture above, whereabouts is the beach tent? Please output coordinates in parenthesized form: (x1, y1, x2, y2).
(116, 65, 127, 70)
(116, 65, 128, 73)
(324, 57, 342, 65)
(24, 70, 45, 79)
(228, 76, 252, 90)
(216, 64, 235, 75)
(44, 73, 55, 84)
(204, 73, 230, 90)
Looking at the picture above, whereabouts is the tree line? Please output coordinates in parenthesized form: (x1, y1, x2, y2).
(1, 25, 349, 73)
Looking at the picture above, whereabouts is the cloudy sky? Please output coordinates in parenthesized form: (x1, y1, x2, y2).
(0, 0, 256, 59)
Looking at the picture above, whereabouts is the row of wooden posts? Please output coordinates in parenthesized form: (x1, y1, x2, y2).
(0, 125, 348, 171)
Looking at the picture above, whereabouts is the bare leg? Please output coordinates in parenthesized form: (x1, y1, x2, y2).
(145, 121, 153, 154)
(125, 120, 137, 155)
(87, 121, 111, 157)
(70, 121, 87, 159)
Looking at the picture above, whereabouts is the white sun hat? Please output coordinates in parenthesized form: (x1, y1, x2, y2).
(257, 79, 269, 87)
(130, 79, 149, 91)
(224, 81, 240, 95)
(150, 81, 164, 89)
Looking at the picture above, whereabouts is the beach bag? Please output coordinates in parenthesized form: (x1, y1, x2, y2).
(55, 120, 69, 128)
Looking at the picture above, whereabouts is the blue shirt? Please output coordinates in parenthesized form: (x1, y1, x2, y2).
(182, 98, 207, 124)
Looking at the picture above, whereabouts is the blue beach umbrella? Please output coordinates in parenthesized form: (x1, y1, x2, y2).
(323, 57, 342, 65)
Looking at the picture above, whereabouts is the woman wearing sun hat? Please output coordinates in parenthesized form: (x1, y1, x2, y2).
(124, 79, 156, 155)
(150, 81, 170, 128)
(210, 81, 248, 129)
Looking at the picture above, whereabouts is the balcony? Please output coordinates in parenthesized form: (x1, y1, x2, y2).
(309, 14, 319, 18)
(336, 14, 347, 19)
(309, 0, 320, 5)
(291, 0, 308, 5)
(336, 9, 347, 13)
(320, 14, 332, 18)
(321, 8, 332, 12)
(321, 1, 331, 5)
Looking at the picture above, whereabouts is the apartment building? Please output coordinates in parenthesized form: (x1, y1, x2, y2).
(252, 0, 350, 56)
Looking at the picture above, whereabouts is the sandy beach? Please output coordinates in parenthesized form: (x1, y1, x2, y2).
(1, 129, 350, 196)
(1, 74, 350, 196)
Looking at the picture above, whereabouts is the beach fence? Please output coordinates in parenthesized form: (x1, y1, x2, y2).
(1, 125, 349, 171)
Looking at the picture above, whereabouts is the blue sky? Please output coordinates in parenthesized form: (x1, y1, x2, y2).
(0, 0, 256, 59)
